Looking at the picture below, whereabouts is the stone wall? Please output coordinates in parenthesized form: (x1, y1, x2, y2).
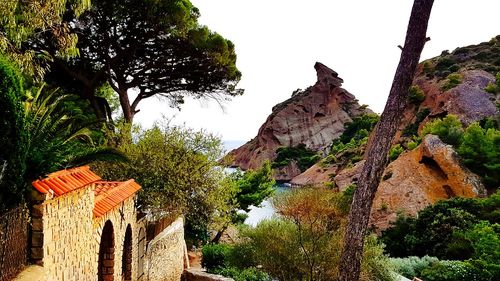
(0, 205, 29, 281)
(39, 187, 95, 280)
(182, 269, 234, 281)
(144, 217, 187, 281)
(93, 196, 140, 281)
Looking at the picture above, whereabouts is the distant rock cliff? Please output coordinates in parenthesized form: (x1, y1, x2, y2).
(227, 62, 372, 179)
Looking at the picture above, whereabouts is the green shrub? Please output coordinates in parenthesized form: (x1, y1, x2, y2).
(457, 123, 500, 188)
(382, 195, 500, 260)
(420, 260, 493, 281)
(389, 144, 404, 161)
(402, 108, 430, 137)
(390, 256, 439, 279)
(408, 85, 426, 104)
(339, 114, 380, 144)
(441, 73, 463, 91)
(212, 267, 272, 281)
(272, 144, 319, 172)
(0, 55, 27, 211)
(202, 243, 232, 270)
(421, 115, 464, 146)
(407, 141, 418, 150)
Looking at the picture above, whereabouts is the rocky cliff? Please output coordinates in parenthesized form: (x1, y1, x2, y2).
(291, 38, 499, 230)
(227, 63, 372, 179)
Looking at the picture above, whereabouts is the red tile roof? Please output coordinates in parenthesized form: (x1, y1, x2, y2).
(93, 180, 141, 217)
(32, 166, 101, 197)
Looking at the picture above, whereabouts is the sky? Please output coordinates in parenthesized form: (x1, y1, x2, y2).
(134, 0, 500, 142)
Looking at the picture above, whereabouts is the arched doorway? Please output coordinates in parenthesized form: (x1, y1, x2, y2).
(137, 227, 146, 280)
(98, 220, 115, 281)
(121, 225, 133, 281)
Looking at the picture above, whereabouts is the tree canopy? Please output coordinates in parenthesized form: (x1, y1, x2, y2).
(49, 0, 242, 123)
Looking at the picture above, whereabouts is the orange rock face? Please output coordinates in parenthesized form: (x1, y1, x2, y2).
(370, 135, 486, 230)
(227, 62, 372, 178)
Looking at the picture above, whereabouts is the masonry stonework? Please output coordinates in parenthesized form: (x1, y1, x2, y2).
(144, 218, 187, 281)
(27, 166, 188, 281)
(41, 188, 95, 280)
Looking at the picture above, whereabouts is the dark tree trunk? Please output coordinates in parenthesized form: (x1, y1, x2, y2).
(118, 88, 135, 123)
(338, 1, 434, 280)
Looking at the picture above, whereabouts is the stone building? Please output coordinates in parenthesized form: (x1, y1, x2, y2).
(29, 165, 187, 281)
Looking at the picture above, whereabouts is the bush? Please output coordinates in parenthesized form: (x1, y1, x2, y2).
(202, 243, 232, 270)
(382, 195, 500, 260)
(402, 108, 430, 137)
(457, 123, 500, 188)
(389, 144, 404, 161)
(390, 256, 439, 279)
(421, 115, 464, 146)
(212, 267, 272, 281)
(408, 85, 426, 104)
(239, 188, 394, 281)
(0, 55, 27, 211)
(338, 114, 380, 144)
(272, 144, 320, 172)
(420, 260, 493, 281)
(441, 73, 463, 91)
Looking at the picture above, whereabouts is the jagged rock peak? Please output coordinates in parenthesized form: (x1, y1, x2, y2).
(314, 62, 344, 88)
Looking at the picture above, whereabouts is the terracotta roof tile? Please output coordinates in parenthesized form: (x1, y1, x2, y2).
(93, 180, 141, 217)
(31, 166, 101, 197)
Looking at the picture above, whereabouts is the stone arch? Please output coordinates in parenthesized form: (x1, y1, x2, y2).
(98, 220, 115, 281)
(121, 224, 133, 281)
(137, 227, 146, 280)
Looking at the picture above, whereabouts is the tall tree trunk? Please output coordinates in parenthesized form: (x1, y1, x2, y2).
(118, 88, 135, 123)
(338, 1, 434, 280)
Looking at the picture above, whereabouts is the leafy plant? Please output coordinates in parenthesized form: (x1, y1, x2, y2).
(389, 144, 404, 161)
(408, 85, 426, 105)
(202, 243, 232, 270)
(458, 123, 500, 188)
(441, 73, 463, 91)
(420, 115, 464, 146)
(237, 188, 394, 281)
(390, 256, 439, 279)
(272, 144, 320, 172)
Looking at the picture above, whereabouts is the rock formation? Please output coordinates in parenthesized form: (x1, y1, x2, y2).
(227, 62, 372, 179)
(370, 135, 486, 230)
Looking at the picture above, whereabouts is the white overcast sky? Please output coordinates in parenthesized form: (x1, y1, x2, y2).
(134, 0, 500, 142)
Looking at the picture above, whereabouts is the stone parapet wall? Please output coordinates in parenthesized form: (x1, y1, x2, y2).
(144, 217, 187, 281)
(182, 269, 234, 281)
(40, 188, 95, 280)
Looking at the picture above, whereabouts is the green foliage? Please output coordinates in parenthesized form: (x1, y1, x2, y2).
(202, 244, 232, 270)
(420, 260, 494, 281)
(339, 114, 380, 144)
(407, 141, 418, 150)
(56, 0, 242, 122)
(232, 162, 275, 212)
(93, 122, 237, 244)
(211, 267, 271, 281)
(441, 73, 463, 91)
(425, 37, 500, 78)
(0, 55, 27, 210)
(272, 144, 320, 172)
(325, 114, 379, 167)
(463, 221, 500, 264)
(382, 194, 500, 260)
(237, 188, 394, 281)
(421, 115, 464, 146)
(390, 256, 439, 279)
(457, 123, 500, 188)
(408, 85, 426, 105)
(402, 108, 430, 137)
(389, 144, 404, 161)
(0, 0, 90, 76)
